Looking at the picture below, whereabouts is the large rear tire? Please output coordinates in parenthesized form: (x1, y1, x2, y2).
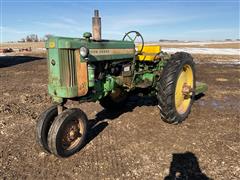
(47, 108, 88, 157)
(157, 52, 196, 124)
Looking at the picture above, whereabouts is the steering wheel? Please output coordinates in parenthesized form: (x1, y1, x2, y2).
(122, 31, 144, 55)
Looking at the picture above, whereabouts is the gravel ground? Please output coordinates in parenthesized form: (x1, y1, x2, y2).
(0, 54, 239, 179)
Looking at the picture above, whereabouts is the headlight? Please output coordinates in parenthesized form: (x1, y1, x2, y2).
(80, 46, 89, 58)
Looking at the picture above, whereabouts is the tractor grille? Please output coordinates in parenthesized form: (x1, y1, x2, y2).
(59, 49, 77, 87)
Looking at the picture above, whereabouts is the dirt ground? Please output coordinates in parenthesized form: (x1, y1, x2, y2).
(0, 53, 239, 180)
(1, 42, 45, 50)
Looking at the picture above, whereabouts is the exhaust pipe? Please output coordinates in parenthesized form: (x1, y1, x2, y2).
(92, 10, 101, 41)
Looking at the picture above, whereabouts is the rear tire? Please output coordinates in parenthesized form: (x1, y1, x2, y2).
(47, 108, 88, 157)
(157, 52, 196, 124)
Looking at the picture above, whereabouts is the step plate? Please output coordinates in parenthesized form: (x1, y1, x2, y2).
(195, 81, 208, 95)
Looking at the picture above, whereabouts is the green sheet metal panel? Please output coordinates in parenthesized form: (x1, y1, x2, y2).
(46, 36, 135, 62)
(46, 36, 134, 101)
(47, 47, 78, 99)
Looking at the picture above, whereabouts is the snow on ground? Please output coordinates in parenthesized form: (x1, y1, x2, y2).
(147, 41, 240, 46)
(194, 59, 240, 65)
(162, 47, 240, 55)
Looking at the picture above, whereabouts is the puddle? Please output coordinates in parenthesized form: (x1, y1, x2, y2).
(211, 100, 225, 109)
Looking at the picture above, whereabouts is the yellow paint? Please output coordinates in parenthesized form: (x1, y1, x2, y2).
(136, 45, 161, 61)
(49, 41, 55, 48)
(175, 64, 193, 114)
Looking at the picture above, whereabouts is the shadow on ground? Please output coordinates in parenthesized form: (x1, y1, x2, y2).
(0, 56, 44, 68)
(85, 93, 158, 147)
(164, 152, 212, 180)
(194, 93, 205, 101)
(81, 91, 206, 155)
(86, 92, 206, 145)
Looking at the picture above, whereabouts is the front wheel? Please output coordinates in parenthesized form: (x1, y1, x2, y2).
(47, 108, 88, 157)
(36, 105, 58, 152)
(157, 52, 196, 124)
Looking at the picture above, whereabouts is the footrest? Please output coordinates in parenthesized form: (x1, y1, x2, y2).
(195, 81, 208, 95)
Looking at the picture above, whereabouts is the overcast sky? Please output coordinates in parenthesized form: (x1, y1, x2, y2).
(0, 0, 239, 42)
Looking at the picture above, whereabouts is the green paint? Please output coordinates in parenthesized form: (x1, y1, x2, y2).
(88, 54, 134, 62)
(48, 85, 78, 98)
(46, 36, 135, 62)
(88, 64, 95, 87)
(143, 73, 154, 82)
(103, 76, 115, 92)
(46, 36, 135, 103)
(46, 36, 134, 49)
(195, 82, 208, 95)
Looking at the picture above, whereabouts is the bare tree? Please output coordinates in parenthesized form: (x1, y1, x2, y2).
(25, 34, 39, 42)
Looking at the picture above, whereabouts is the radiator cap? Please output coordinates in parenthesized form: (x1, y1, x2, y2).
(83, 32, 92, 39)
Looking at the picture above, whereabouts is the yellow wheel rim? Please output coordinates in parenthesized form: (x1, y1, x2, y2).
(175, 64, 194, 114)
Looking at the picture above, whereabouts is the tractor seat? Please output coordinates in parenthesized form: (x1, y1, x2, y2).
(136, 45, 161, 61)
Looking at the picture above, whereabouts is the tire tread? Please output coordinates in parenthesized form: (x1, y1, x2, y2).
(157, 52, 195, 124)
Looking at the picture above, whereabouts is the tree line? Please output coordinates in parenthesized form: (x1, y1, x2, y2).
(19, 34, 51, 42)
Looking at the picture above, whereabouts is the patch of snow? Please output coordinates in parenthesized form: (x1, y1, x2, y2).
(195, 59, 240, 65)
(36, 48, 46, 51)
(0, 53, 6, 56)
(147, 41, 240, 45)
(162, 47, 240, 55)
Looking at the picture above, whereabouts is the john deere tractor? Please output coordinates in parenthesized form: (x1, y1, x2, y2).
(36, 10, 207, 157)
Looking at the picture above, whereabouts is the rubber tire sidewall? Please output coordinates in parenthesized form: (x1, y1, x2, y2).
(158, 52, 196, 124)
(47, 108, 88, 157)
(36, 105, 58, 153)
(173, 57, 196, 121)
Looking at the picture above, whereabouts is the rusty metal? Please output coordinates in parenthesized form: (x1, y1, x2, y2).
(59, 49, 76, 87)
(75, 50, 88, 96)
(61, 120, 83, 150)
(92, 9, 101, 41)
(182, 83, 193, 96)
(57, 105, 64, 115)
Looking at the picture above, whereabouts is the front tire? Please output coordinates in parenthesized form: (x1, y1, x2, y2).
(36, 105, 58, 152)
(47, 108, 88, 157)
(157, 52, 196, 124)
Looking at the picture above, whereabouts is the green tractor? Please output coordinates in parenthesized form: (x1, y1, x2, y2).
(36, 10, 207, 157)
